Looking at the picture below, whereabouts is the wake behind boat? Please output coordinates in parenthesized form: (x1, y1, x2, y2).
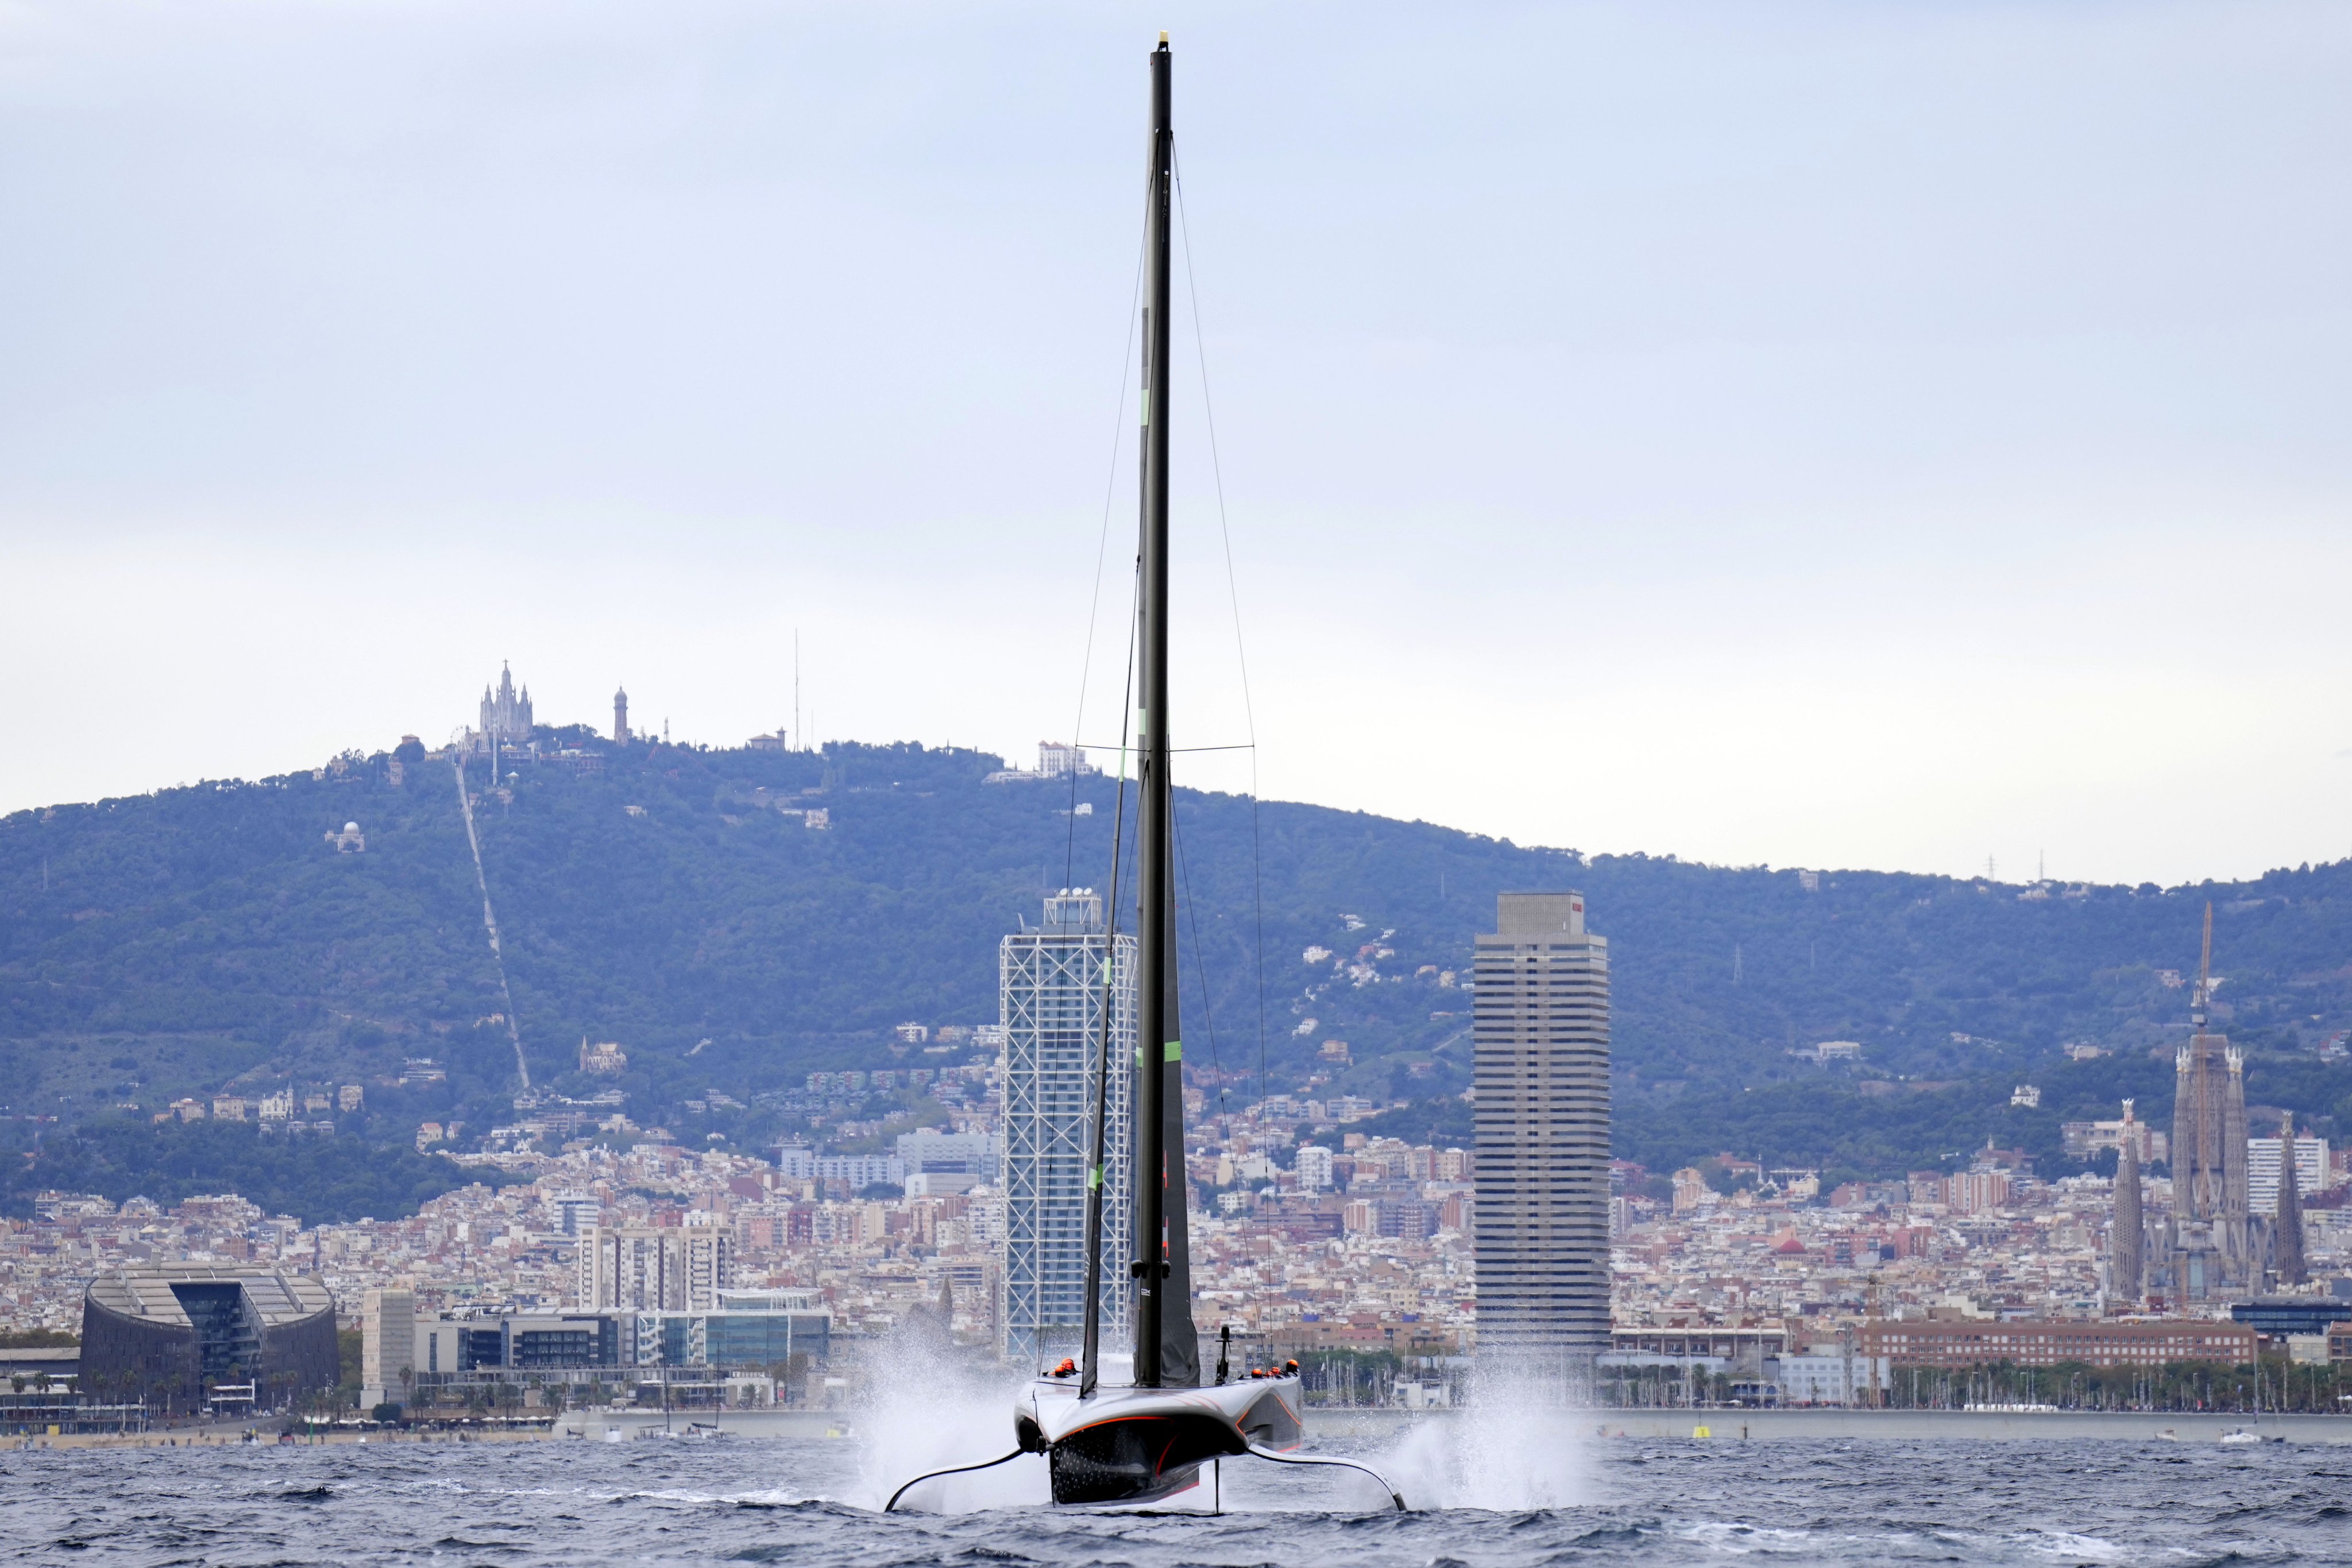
(887, 34, 1401, 1516)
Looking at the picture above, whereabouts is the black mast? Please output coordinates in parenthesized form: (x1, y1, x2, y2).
(1131, 32, 1195, 1389)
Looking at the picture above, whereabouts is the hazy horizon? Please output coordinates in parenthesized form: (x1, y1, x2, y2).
(4, 2, 2347, 886)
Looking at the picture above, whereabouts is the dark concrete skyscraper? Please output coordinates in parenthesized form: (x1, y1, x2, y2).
(1472, 892, 1611, 1396)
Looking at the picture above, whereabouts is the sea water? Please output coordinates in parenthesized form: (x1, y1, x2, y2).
(5, 1427, 2350, 1564)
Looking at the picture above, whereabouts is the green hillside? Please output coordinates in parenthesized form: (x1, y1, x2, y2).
(5, 735, 2352, 1210)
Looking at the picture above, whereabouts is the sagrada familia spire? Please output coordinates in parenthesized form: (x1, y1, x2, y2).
(2166, 903, 2254, 1301)
(2276, 1110, 2308, 1288)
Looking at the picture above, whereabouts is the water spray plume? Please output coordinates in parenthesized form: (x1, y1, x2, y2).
(1376, 1377, 1597, 1511)
(858, 1345, 1047, 1513)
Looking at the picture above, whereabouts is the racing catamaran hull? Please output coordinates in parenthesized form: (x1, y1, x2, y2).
(1019, 1376, 1303, 1505)
(886, 1370, 1401, 1513)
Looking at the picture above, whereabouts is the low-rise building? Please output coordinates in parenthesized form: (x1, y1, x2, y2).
(80, 1265, 337, 1415)
(1859, 1318, 2257, 1369)
(1776, 1346, 1891, 1404)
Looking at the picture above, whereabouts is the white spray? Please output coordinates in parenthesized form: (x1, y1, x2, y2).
(1373, 1386, 1598, 1511)
(856, 1337, 1049, 1513)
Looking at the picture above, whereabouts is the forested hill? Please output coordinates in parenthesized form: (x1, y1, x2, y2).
(5, 736, 2352, 1195)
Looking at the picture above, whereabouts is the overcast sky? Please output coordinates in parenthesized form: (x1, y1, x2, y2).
(2, 1, 2347, 887)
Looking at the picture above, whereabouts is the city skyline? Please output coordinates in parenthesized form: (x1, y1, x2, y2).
(13, 888, 2351, 1433)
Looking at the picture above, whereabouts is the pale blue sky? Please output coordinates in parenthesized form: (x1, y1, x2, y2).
(2, 1, 2347, 885)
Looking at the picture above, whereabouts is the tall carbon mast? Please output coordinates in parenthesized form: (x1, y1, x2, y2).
(891, 36, 1409, 1513)
(1131, 33, 1197, 1389)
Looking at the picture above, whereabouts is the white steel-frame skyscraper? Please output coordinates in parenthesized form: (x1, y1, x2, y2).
(999, 890, 1136, 1365)
(1473, 891, 1611, 1399)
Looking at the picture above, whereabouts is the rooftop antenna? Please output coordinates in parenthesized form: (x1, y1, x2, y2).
(795, 628, 802, 751)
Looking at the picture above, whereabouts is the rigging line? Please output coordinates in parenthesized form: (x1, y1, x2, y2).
(1174, 151, 1270, 1110)
(1065, 206, 1153, 890)
(1075, 741, 1254, 755)
(1079, 557, 1142, 1397)
(1169, 791, 1223, 1113)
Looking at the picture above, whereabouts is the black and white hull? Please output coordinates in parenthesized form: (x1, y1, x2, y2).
(1017, 1374, 1303, 1506)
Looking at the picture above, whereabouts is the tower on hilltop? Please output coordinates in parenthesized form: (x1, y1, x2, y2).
(477, 662, 534, 756)
(613, 685, 631, 746)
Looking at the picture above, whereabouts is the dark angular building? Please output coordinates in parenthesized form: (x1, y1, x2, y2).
(80, 1266, 338, 1415)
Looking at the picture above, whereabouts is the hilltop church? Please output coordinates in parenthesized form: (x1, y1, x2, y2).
(469, 663, 534, 756)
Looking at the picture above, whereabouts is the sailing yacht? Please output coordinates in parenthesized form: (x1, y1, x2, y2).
(889, 36, 1401, 1514)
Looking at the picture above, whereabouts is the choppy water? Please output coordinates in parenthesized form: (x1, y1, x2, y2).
(5, 1424, 2351, 1565)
